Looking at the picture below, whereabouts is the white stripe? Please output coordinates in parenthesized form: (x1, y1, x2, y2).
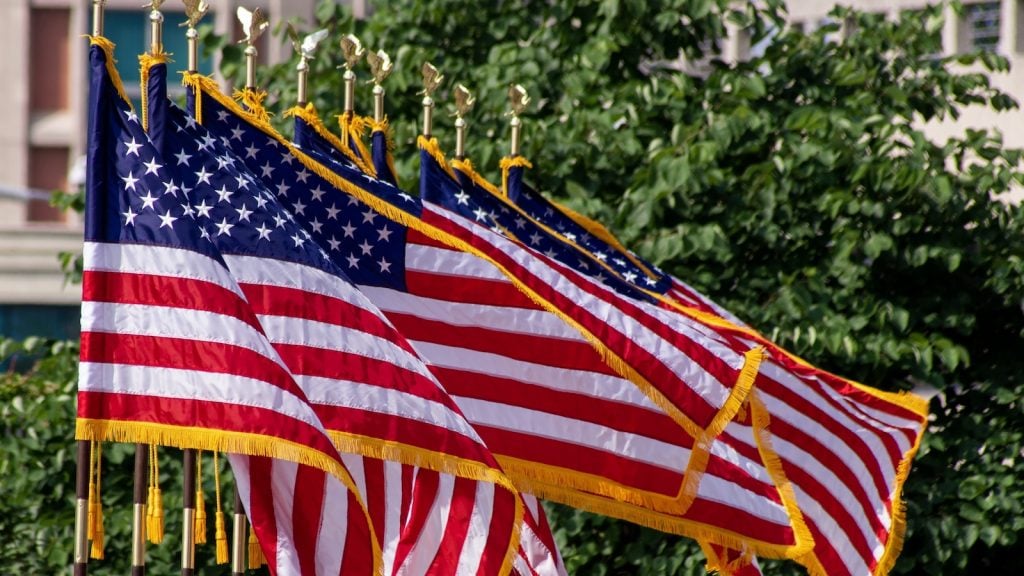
(257, 313, 436, 381)
(382, 461, 403, 575)
(517, 520, 560, 576)
(793, 485, 873, 576)
(406, 243, 510, 282)
(454, 481, 493, 576)
(84, 241, 243, 299)
(695, 471, 792, 526)
(363, 284, 585, 341)
(341, 454, 367, 502)
(398, 472, 456, 575)
(455, 397, 690, 470)
(710, 423, 774, 485)
(317, 471, 349, 576)
(299, 375, 484, 443)
(270, 459, 302, 576)
(82, 301, 288, 373)
(79, 362, 326, 432)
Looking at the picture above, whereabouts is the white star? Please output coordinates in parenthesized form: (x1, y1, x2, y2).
(613, 258, 627, 267)
(361, 209, 377, 225)
(195, 167, 213, 185)
(399, 192, 414, 203)
(326, 204, 341, 220)
(345, 253, 360, 268)
(291, 232, 305, 247)
(193, 199, 213, 218)
(217, 110, 230, 123)
(255, 222, 272, 241)
(644, 276, 658, 286)
(544, 248, 558, 259)
(309, 184, 325, 201)
(162, 180, 180, 196)
(594, 252, 608, 261)
(216, 155, 233, 170)
(455, 191, 470, 205)
(143, 158, 163, 175)
(139, 191, 158, 210)
(174, 149, 192, 166)
(230, 126, 245, 141)
(121, 171, 140, 191)
(377, 257, 392, 274)
(158, 209, 178, 229)
(235, 203, 253, 222)
(310, 218, 323, 233)
(565, 232, 577, 242)
(514, 217, 526, 229)
(199, 134, 217, 151)
(624, 272, 638, 283)
(254, 194, 268, 209)
(125, 110, 139, 124)
(124, 137, 143, 156)
(327, 236, 341, 251)
(180, 202, 195, 219)
(292, 198, 306, 215)
(273, 213, 287, 228)
(184, 114, 198, 129)
(296, 169, 311, 184)
(260, 162, 275, 178)
(544, 207, 554, 217)
(341, 221, 357, 238)
(123, 207, 137, 226)
(529, 232, 543, 246)
(275, 181, 290, 197)
(473, 207, 489, 222)
(358, 239, 373, 255)
(360, 173, 377, 183)
(199, 226, 211, 240)
(244, 143, 260, 159)
(280, 153, 295, 165)
(347, 196, 361, 207)
(595, 273, 607, 284)
(215, 185, 233, 203)
(214, 217, 234, 237)
(234, 174, 249, 191)
(377, 226, 393, 242)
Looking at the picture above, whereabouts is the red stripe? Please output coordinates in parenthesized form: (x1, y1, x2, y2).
(292, 464, 327, 576)
(404, 268, 542, 310)
(77, 391, 340, 459)
(391, 465, 422, 574)
(804, 518, 855, 576)
(83, 270, 263, 332)
(247, 456, 279, 573)
(684, 497, 795, 545)
(427, 476, 478, 574)
(364, 458, 386, 549)
(81, 331, 307, 403)
(394, 468, 440, 573)
(341, 489, 376, 576)
(475, 484, 517, 576)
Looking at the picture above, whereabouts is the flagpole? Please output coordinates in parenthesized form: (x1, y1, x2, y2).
(181, 451, 196, 576)
(131, 444, 148, 576)
(231, 489, 247, 576)
(73, 441, 91, 576)
(147, 1, 163, 55)
(91, 0, 105, 37)
(367, 49, 393, 123)
(181, 1, 209, 74)
(236, 6, 268, 91)
(453, 84, 475, 160)
(507, 84, 530, 157)
(420, 62, 443, 139)
(339, 35, 365, 120)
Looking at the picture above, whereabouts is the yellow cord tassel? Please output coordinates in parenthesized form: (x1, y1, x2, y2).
(195, 451, 207, 544)
(213, 452, 228, 564)
(88, 442, 104, 559)
(248, 527, 264, 569)
(146, 444, 164, 544)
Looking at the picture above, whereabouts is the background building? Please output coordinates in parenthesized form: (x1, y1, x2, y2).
(0, 0, 1019, 340)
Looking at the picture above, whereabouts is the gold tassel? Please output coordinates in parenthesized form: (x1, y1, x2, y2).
(195, 451, 207, 544)
(248, 526, 264, 569)
(147, 444, 164, 544)
(89, 442, 105, 559)
(213, 452, 228, 564)
(87, 441, 97, 541)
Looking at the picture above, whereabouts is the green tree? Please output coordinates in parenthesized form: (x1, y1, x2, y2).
(242, 1, 1024, 573)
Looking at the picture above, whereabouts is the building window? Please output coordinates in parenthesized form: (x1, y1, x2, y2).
(29, 8, 71, 113)
(967, 1, 1001, 51)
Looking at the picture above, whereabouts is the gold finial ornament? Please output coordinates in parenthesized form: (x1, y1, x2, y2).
(145, 1, 165, 55)
(453, 84, 475, 159)
(287, 25, 328, 105)
(92, 1, 107, 37)
(507, 84, 530, 156)
(236, 6, 269, 89)
(180, 1, 210, 72)
(366, 49, 393, 122)
(339, 34, 365, 116)
(420, 62, 444, 138)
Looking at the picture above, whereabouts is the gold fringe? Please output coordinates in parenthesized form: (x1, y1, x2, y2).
(213, 452, 228, 564)
(87, 37, 132, 108)
(416, 135, 458, 181)
(339, 113, 374, 168)
(233, 88, 272, 125)
(195, 450, 207, 545)
(248, 526, 264, 569)
(372, 117, 400, 186)
(872, 413, 929, 576)
(138, 51, 169, 133)
(499, 155, 533, 198)
(451, 158, 501, 196)
(551, 197, 663, 281)
(283, 103, 377, 176)
(185, 72, 724, 445)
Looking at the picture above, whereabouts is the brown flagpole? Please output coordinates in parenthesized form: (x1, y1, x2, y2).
(73, 441, 91, 576)
(131, 444, 148, 576)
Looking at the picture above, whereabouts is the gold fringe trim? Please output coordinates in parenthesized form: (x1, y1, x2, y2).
(185, 74, 731, 445)
(416, 135, 458, 181)
(748, 390, 816, 561)
(233, 88, 272, 126)
(699, 540, 757, 576)
(283, 103, 377, 176)
(872, 413, 929, 576)
(372, 117, 400, 186)
(553, 199, 662, 281)
(339, 113, 374, 171)
(451, 158, 501, 196)
(87, 36, 132, 108)
(499, 155, 533, 198)
(138, 51, 168, 133)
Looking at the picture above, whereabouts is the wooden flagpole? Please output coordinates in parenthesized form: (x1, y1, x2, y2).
(73, 441, 91, 576)
(131, 444, 148, 576)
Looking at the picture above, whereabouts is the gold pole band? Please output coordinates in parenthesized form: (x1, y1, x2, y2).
(74, 498, 90, 564)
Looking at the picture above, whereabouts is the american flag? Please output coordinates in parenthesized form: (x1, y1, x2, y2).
(131, 61, 541, 574)
(80, 40, 378, 574)
(485, 157, 931, 575)
(188, 82, 808, 561)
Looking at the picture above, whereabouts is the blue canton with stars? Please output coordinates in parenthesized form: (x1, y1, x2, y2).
(420, 151, 653, 303)
(189, 89, 420, 291)
(503, 165, 674, 295)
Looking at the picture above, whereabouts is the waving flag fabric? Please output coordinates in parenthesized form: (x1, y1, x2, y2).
(78, 39, 380, 575)
(131, 60, 535, 574)
(492, 158, 931, 576)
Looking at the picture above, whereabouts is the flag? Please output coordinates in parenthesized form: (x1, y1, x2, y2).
(183, 77, 813, 562)
(480, 155, 931, 576)
(79, 38, 379, 574)
(370, 118, 399, 188)
(133, 60, 539, 574)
